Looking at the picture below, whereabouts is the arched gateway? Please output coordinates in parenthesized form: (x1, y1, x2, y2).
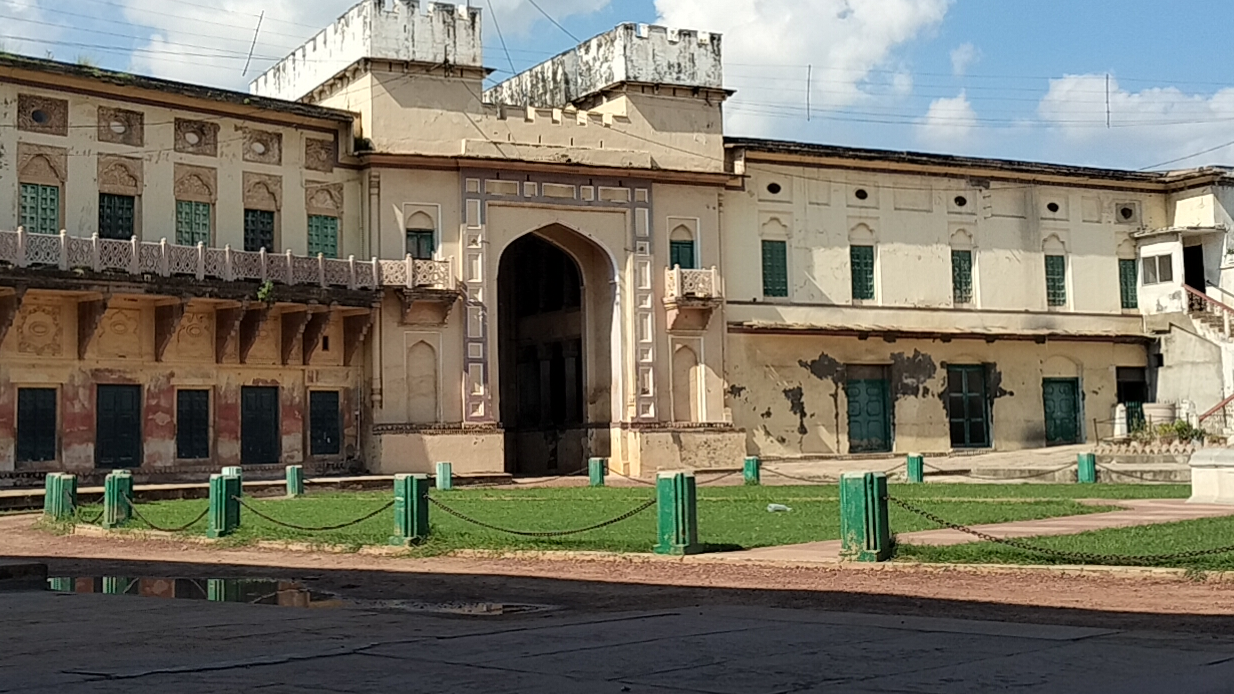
(496, 225, 618, 474)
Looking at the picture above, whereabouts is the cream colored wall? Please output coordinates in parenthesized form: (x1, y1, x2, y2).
(726, 162, 1164, 317)
(0, 82, 362, 256)
(726, 333, 1147, 457)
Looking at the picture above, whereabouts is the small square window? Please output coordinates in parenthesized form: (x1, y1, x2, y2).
(1142, 254, 1173, 285)
(407, 230, 435, 260)
(307, 214, 339, 258)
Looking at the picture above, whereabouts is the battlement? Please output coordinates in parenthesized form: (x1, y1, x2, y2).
(251, 0, 483, 102)
(483, 23, 724, 109)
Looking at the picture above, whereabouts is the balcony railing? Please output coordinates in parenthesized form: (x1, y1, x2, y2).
(665, 265, 722, 301)
(0, 228, 453, 292)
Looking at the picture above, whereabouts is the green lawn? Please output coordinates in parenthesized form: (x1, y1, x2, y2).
(104, 484, 1134, 556)
(896, 514, 1234, 570)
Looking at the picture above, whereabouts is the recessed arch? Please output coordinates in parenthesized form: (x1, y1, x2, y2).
(849, 222, 876, 244)
(672, 344, 701, 423)
(1042, 234, 1067, 255)
(407, 340, 438, 424)
(950, 228, 974, 249)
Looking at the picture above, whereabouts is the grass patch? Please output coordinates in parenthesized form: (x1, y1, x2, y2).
(105, 484, 1121, 555)
(896, 514, 1234, 570)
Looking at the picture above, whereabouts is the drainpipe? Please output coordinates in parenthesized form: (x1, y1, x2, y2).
(369, 171, 383, 411)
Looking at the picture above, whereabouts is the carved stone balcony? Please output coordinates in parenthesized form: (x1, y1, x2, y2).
(664, 266, 722, 331)
(381, 255, 463, 326)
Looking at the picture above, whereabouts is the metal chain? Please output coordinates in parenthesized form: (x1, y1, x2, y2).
(889, 495, 1234, 564)
(922, 461, 1075, 481)
(1094, 464, 1174, 483)
(427, 496, 656, 538)
(123, 495, 210, 533)
(234, 496, 394, 532)
(697, 470, 744, 487)
(762, 467, 840, 484)
(606, 469, 658, 487)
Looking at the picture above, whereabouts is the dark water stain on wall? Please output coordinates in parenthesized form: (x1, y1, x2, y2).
(890, 350, 937, 398)
(726, 384, 747, 399)
(798, 352, 843, 383)
(782, 386, 809, 436)
(761, 407, 773, 419)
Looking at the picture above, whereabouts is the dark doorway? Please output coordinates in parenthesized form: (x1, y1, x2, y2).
(309, 391, 341, 457)
(498, 234, 585, 474)
(846, 365, 892, 453)
(1116, 367, 1148, 432)
(96, 384, 142, 468)
(241, 386, 280, 465)
(1183, 244, 1206, 290)
(948, 366, 990, 448)
(1043, 378, 1081, 445)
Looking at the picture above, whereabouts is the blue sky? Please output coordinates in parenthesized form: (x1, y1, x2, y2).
(5, 0, 1234, 170)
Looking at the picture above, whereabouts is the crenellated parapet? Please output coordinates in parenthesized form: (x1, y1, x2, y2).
(483, 23, 725, 109)
(251, 0, 483, 102)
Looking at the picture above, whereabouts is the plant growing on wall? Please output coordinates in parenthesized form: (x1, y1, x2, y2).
(255, 280, 275, 307)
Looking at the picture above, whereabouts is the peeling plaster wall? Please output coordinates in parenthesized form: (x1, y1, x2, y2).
(725, 334, 1147, 457)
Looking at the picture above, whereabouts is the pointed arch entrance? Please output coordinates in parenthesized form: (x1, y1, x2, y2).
(497, 225, 617, 475)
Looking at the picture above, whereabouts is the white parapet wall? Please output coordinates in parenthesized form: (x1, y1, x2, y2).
(251, 0, 483, 102)
(1188, 448, 1234, 504)
(483, 23, 724, 108)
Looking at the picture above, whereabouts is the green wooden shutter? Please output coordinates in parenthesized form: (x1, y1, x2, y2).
(307, 215, 339, 258)
(1119, 259, 1138, 309)
(669, 240, 696, 269)
(406, 230, 435, 259)
(244, 209, 276, 252)
(175, 201, 211, 246)
(850, 245, 875, 300)
(98, 193, 135, 240)
(951, 250, 973, 304)
(761, 240, 788, 297)
(21, 183, 59, 235)
(1045, 255, 1067, 306)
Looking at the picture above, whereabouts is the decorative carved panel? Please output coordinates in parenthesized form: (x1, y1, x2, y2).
(243, 128, 283, 165)
(17, 143, 67, 185)
(175, 310, 213, 361)
(97, 155, 143, 196)
(17, 94, 68, 136)
(17, 304, 62, 356)
(243, 172, 282, 211)
(173, 164, 217, 204)
(305, 182, 343, 217)
(96, 308, 142, 359)
(305, 138, 336, 173)
(97, 106, 144, 147)
(175, 118, 219, 157)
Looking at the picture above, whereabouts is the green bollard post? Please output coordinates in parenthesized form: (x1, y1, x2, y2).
(48, 577, 74, 593)
(653, 471, 703, 556)
(839, 471, 892, 562)
(390, 474, 430, 545)
(101, 471, 134, 529)
(743, 456, 761, 486)
(43, 473, 61, 518)
(57, 474, 78, 521)
(1077, 452, 1097, 484)
(207, 474, 241, 539)
(221, 466, 243, 496)
(102, 577, 132, 595)
(907, 454, 925, 484)
(207, 578, 240, 602)
(285, 465, 305, 498)
(435, 462, 453, 491)
(589, 457, 607, 487)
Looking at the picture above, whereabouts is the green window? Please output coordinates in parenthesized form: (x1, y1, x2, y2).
(761, 239, 788, 297)
(1119, 259, 1138, 309)
(175, 201, 211, 246)
(406, 229, 435, 260)
(98, 193, 135, 240)
(1045, 254, 1067, 306)
(850, 245, 875, 301)
(669, 240, 696, 269)
(307, 215, 339, 258)
(20, 183, 59, 235)
(952, 250, 973, 304)
(244, 209, 275, 252)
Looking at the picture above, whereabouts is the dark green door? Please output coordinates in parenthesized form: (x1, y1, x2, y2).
(96, 385, 142, 468)
(309, 391, 340, 457)
(948, 366, 990, 448)
(241, 386, 280, 465)
(846, 378, 891, 453)
(1043, 378, 1081, 445)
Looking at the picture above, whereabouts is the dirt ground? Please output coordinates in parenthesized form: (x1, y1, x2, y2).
(6, 513, 1234, 638)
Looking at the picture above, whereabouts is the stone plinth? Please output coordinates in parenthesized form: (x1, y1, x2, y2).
(1188, 448, 1234, 504)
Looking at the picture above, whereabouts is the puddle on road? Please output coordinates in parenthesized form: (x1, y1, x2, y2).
(47, 577, 558, 616)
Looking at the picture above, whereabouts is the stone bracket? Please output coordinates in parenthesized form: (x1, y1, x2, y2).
(214, 302, 247, 364)
(301, 305, 336, 365)
(396, 287, 462, 326)
(279, 309, 310, 365)
(0, 286, 28, 348)
(664, 298, 718, 332)
(77, 294, 111, 359)
(238, 306, 271, 364)
(154, 300, 187, 362)
(343, 309, 375, 367)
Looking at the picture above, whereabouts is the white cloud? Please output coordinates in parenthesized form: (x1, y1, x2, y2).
(1036, 74, 1234, 168)
(949, 42, 978, 76)
(917, 89, 977, 148)
(655, 0, 952, 136)
(1, 0, 55, 55)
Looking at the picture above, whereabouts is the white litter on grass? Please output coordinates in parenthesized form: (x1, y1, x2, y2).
(766, 504, 791, 513)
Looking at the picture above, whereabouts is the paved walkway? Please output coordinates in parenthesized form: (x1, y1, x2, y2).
(7, 590, 1234, 693)
(731, 498, 1234, 563)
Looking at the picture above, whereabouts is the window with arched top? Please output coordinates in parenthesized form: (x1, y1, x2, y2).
(669, 224, 696, 269)
(406, 211, 436, 260)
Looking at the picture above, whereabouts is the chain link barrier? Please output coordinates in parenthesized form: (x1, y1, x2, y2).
(922, 461, 1075, 481)
(1094, 464, 1178, 484)
(122, 495, 210, 533)
(427, 495, 656, 538)
(889, 495, 1234, 565)
(234, 496, 394, 532)
(606, 469, 658, 487)
(762, 467, 840, 484)
(69, 489, 104, 525)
